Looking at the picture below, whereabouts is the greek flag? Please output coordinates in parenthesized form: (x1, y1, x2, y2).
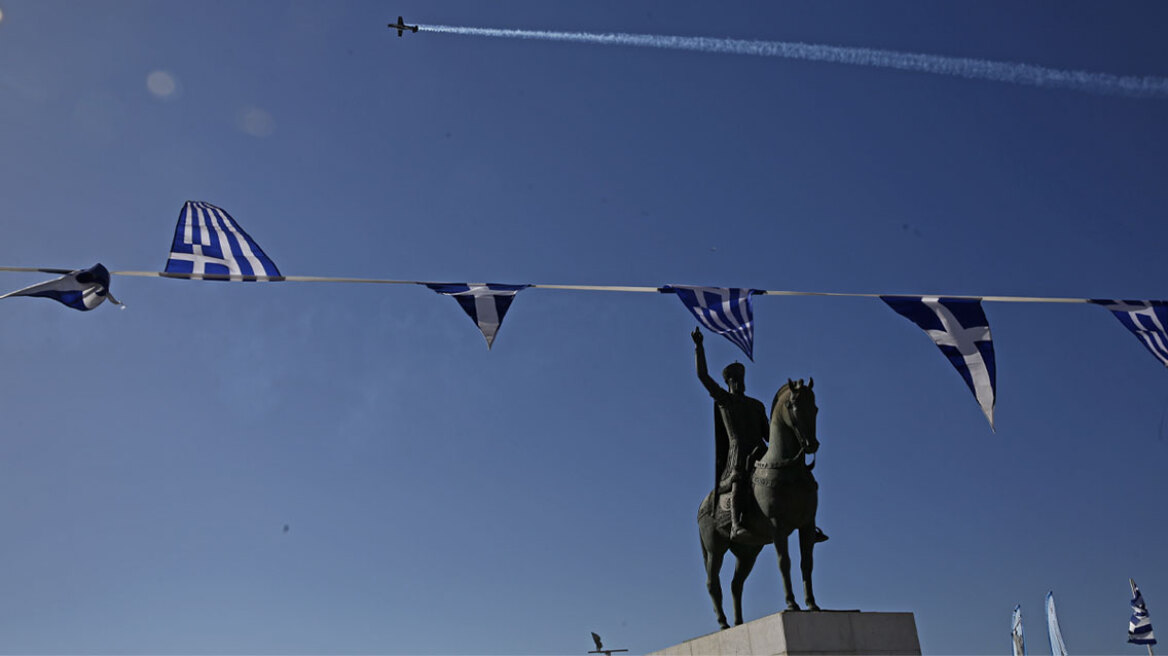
(661, 285, 759, 360)
(1012, 605, 1026, 656)
(165, 201, 282, 281)
(882, 296, 996, 429)
(0, 263, 121, 311)
(1046, 592, 1068, 656)
(425, 283, 529, 348)
(1130, 580, 1157, 645)
(1092, 300, 1168, 368)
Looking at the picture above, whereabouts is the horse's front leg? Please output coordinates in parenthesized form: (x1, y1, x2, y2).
(798, 525, 820, 611)
(774, 534, 799, 611)
(729, 544, 762, 626)
(704, 541, 730, 629)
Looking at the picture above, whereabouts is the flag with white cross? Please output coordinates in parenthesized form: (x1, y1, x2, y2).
(425, 283, 529, 348)
(882, 295, 997, 429)
(165, 201, 282, 281)
(0, 263, 122, 311)
(1091, 300, 1168, 368)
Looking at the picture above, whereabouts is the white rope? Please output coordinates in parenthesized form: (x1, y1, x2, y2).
(0, 266, 1101, 304)
(0, 266, 75, 275)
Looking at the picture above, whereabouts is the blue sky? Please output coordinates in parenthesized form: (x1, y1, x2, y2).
(1, 1, 1166, 654)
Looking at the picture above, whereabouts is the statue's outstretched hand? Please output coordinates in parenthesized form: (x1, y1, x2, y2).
(692, 326, 703, 345)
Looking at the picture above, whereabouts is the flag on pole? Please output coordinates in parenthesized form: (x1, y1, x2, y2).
(1130, 580, 1158, 646)
(661, 285, 760, 360)
(1012, 605, 1026, 656)
(882, 296, 997, 429)
(1091, 300, 1168, 368)
(425, 283, 529, 348)
(1046, 591, 1068, 656)
(165, 201, 282, 281)
(0, 263, 121, 311)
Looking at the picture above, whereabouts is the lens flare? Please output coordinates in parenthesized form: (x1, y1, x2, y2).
(238, 106, 275, 137)
(146, 70, 177, 98)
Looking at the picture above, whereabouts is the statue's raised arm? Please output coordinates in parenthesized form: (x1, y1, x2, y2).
(693, 327, 728, 400)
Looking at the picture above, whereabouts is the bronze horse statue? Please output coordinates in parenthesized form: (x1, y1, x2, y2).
(697, 378, 820, 629)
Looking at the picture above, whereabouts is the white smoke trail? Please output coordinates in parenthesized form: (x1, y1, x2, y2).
(420, 24, 1168, 99)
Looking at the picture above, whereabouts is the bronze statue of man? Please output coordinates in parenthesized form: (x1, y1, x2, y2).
(692, 326, 769, 540)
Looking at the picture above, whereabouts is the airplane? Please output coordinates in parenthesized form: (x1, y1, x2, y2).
(388, 16, 418, 37)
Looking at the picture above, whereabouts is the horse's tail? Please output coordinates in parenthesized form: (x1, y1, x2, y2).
(699, 524, 709, 562)
(698, 491, 716, 558)
(697, 489, 715, 521)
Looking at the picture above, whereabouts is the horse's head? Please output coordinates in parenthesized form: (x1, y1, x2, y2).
(772, 377, 819, 455)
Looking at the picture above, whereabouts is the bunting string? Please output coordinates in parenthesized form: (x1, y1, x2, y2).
(2, 199, 1164, 431)
(0, 266, 1098, 303)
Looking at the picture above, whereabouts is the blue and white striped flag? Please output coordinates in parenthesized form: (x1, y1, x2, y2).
(1046, 592, 1068, 656)
(0, 263, 121, 311)
(1012, 605, 1026, 656)
(1130, 580, 1157, 646)
(882, 296, 997, 429)
(661, 285, 760, 360)
(1092, 300, 1168, 368)
(165, 201, 282, 281)
(425, 283, 529, 348)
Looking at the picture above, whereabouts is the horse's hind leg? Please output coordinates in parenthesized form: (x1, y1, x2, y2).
(729, 543, 762, 626)
(798, 526, 820, 611)
(774, 534, 799, 611)
(702, 535, 730, 629)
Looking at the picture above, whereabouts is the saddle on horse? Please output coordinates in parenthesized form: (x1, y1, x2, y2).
(698, 460, 829, 546)
(697, 463, 775, 546)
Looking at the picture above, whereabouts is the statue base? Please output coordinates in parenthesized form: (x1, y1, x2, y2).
(647, 610, 921, 656)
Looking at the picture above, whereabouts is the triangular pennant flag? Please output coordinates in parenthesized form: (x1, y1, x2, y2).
(165, 201, 282, 281)
(661, 285, 759, 360)
(0, 263, 121, 311)
(1046, 592, 1067, 656)
(882, 296, 996, 429)
(1091, 300, 1168, 368)
(425, 283, 529, 348)
(1012, 605, 1026, 656)
(1130, 580, 1158, 646)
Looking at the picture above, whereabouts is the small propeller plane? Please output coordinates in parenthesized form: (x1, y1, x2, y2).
(388, 16, 418, 37)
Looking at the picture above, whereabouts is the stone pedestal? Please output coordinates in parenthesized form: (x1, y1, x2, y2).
(648, 610, 920, 656)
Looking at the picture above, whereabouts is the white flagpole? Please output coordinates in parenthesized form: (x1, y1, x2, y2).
(1133, 578, 1155, 656)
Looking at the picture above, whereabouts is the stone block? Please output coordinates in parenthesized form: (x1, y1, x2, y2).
(647, 610, 920, 656)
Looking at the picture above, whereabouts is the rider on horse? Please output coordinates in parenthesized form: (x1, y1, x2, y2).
(693, 327, 830, 544)
(692, 327, 769, 541)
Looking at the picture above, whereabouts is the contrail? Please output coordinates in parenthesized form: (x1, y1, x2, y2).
(420, 24, 1168, 99)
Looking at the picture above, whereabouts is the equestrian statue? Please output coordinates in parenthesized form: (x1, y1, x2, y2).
(692, 327, 825, 629)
